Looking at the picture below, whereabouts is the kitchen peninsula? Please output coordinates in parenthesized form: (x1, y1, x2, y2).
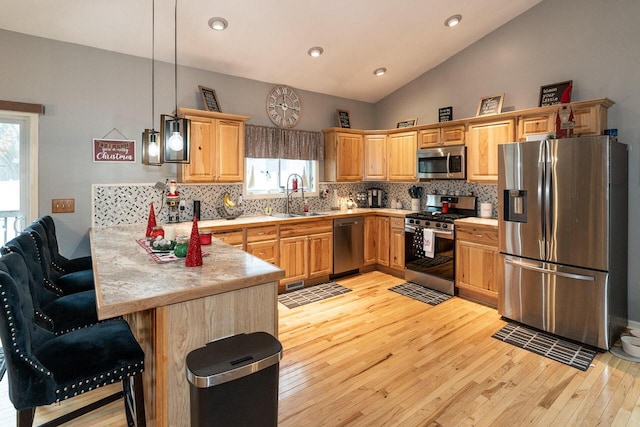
(90, 224, 285, 426)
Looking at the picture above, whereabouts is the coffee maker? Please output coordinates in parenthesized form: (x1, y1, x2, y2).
(367, 188, 384, 208)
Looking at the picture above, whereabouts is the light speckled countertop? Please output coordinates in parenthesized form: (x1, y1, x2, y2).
(90, 224, 285, 319)
(193, 208, 408, 231)
(454, 217, 498, 227)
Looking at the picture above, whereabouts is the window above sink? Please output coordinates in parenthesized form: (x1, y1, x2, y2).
(244, 158, 318, 200)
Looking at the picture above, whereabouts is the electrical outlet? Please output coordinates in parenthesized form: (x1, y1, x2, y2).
(52, 198, 75, 213)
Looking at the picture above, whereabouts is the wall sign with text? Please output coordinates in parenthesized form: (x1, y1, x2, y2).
(439, 106, 453, 122)
(396, 118, 417, 128)
(539, 80, 573, 106)
(93, 139, 136, 163)
(337, 109, 351, 128)
(476, 94, 504, 116)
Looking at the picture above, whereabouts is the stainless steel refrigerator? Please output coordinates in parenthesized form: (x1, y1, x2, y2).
(498, 136, 628, 350)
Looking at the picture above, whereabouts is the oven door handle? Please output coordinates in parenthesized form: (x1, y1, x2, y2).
(433, 229, 453, 239)
(405, 225, 453, 239)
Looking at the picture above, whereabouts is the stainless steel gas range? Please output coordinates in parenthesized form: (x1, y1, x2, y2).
(404, 195, 477, 295)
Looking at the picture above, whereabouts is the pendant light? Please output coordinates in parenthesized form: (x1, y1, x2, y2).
(142, 0, 161, 165)
(161, 0, 190, 163)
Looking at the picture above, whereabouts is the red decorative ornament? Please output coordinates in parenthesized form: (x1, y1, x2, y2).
(185, 215, 203, 267)
(146, 203, 157, 237)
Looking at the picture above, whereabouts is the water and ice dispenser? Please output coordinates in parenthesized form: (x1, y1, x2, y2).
(503, 190, 527, 222)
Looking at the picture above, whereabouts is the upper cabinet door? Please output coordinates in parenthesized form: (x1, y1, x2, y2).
(419, 128, 440, 148)
(177, 109, 248, 183)
(387, 131, 417, 181)
(440, 125, 465, 146)
(336, 133, 364, 181)
(323, 129, 364, 182)
(215, 119, 244, 182)
(363, 134, 387, 181)
(466, 119, 515, 183)
(179, 116, 216, 183)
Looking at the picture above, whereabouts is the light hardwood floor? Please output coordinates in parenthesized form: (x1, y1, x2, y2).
(2, 270, 639, 426)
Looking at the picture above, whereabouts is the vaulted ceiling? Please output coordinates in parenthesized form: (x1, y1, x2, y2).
(0, 0, 542, 103)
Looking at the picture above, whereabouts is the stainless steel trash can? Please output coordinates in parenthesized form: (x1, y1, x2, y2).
(186, 332, 283, 427)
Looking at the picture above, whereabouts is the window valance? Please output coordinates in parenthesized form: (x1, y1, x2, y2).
(245, 125, 323, 161)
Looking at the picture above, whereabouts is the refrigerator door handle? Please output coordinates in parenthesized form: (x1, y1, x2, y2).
(505, 258, 596, 282)
(538, 144, 546, 255)
(545, 144, 553, 259)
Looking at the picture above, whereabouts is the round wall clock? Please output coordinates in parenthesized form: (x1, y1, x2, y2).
(266, 85, 302, 128)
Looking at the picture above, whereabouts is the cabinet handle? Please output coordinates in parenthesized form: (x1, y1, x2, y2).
(473, 234, 484, 238)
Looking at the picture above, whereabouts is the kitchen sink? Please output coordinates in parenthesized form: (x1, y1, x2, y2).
(271, 213, 296, 218)
(271, 212, 326, 218)
(291, 212, 327, 217)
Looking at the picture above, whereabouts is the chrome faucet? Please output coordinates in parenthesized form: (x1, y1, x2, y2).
(285, 173, 305, 215)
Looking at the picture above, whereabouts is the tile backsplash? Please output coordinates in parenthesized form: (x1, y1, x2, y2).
(92, 181, 498, 227)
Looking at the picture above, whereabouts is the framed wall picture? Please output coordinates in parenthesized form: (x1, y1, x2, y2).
(337, 109, 351, 128)
(396, 118, 417, 128)
(476, 94, 504, 116)
(198, 85, 221, 112)
(539, 80, 573, 106)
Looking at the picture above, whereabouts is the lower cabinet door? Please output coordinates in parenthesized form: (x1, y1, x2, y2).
(279, 236, 307, 283)
(308, 232, 333, 278)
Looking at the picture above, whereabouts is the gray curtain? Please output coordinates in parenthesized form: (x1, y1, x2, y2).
(245, 125, 323, 160)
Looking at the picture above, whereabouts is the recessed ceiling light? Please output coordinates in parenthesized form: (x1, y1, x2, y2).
(445, 14, 462, 27)
(308, 47, 324, 57)
(373, 67, 387, 76)
(208, 17, 228, 31)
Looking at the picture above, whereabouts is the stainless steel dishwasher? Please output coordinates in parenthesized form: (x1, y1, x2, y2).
(333, 216, 364, 275)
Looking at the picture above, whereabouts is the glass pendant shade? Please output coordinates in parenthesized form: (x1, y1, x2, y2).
(161, 114, 190, 163)
(142, 129, 162, 165)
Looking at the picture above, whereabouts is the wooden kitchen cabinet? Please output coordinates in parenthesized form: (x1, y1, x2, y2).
(572, 102, 609, 136)
(363, 134, 387, 181)
(246, 225, 278, 265)
(278, 219, 333, 291)
(323, 129, 363, 181)
(419, 125, 465, 148)
(517, 113, 554, 141)
(307, 232, 333, 279)
(279, 235, 308, 285)
(177, 108, 248, 183)
(387, 131, 417, 181)
(389, 217, 405, 271)
(375, 216, 390, 267)
(364, 216, 377, 266)
(466, 119, 515, 183)
(210, 228, 245, 250)
(455, 221, 500, 307)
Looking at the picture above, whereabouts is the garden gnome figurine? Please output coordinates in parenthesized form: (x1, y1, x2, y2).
(185, 215, 203, 267)
(146, 202, 157, 237)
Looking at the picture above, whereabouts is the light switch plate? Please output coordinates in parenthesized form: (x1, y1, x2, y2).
(52, 198, 75, 213)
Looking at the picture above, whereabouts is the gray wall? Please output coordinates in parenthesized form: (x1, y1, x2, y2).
(376, 0, 640, 321)
(0, 29, 375, 256)
(3, 0, 640, 320)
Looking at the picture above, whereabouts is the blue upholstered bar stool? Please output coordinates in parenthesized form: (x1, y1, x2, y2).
(23, 222, 94, 295)
(34, 216, 92, 273)
(1, 232, 99, 335)
(0, 252, 146, 426)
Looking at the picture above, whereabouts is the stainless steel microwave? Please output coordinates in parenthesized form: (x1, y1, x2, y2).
(417, 145, 466, 180)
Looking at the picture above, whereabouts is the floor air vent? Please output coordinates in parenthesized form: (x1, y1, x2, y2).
(285, 281, 304, 292)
